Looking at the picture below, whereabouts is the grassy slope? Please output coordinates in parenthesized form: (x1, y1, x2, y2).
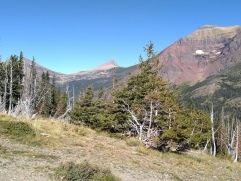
(0, 113, 241, 181)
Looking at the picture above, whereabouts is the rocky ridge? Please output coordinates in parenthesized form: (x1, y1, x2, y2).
(158, 25, 241, 84)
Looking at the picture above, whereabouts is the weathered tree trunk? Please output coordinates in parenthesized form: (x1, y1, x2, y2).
(168, 107, 172, 129)
(147, 101, 153, 139)
(211, 103, 216, 156)
(8, 61, 13, 115)
(234, 120, 239, 162)
(72, 85, 75, 109)
(3, 64, 8, 111)
(203, 139, 210, 152)
(57, 107, 71, 120)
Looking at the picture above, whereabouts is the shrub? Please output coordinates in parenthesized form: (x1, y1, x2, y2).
(0, 119, 37, 144)
(126, 137, 140, 147)
(55, 161, 121, 181)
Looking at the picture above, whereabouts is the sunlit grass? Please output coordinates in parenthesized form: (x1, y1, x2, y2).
(54, 161, 121, 181)
(0, 113, 38, 145)
(0, 113, 94, 148)
(1, 112, 241, 180)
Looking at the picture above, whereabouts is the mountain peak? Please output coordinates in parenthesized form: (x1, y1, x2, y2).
(186, 25, 241, 41)
(199, 25, 217, 29)
(92, 60, 119, 71)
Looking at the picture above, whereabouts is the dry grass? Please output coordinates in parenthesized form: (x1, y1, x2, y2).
(1, 113, 241, 180)
(125, 137, 141, 147)
(25, 117, 95, 148)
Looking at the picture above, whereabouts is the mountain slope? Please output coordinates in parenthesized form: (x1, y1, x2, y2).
(57, 60, 120, 83)
(180, 62, 241, 116)
(158, 25, 241, 84)
(62, 65, 137, 94)
(23, 58, 66, 80)
(24, 58, 136, 94)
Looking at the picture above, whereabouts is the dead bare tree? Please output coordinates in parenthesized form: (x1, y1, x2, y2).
(121, 99, 161, 147)
(10, 59, 49, 119)
(234, 119, 239, 162)
(210, 103, 216, 156)
(7, 60, 13, 115)
(0, 62, 8, 112)
(214, 107, 241, 162)
(56, 85, 73, 121)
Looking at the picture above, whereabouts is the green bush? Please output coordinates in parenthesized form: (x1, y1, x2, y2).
(126, 137, 140, 147)
(0, 119, 36, 144)
(55, 161, 121, 181)
(108, 133, 125, 140)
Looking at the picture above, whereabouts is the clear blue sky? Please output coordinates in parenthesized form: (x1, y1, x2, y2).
(0, 0, 240, 74)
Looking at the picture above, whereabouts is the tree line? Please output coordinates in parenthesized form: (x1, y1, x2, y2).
(70, 42, 212, 152)
(1, 45, 240, 160)
(0, 52, 68, 119)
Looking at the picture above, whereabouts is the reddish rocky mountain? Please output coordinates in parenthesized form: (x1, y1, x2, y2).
(158, 25, 241, 85)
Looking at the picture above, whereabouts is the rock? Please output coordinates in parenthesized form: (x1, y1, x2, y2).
(40, 132, 51, 137)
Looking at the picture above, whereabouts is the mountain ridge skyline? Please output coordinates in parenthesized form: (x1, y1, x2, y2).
(15, 24, 239, 77)
(1, 0, 240, 74)
(4, 24, 241, 113)
(13, 24, 239, 92)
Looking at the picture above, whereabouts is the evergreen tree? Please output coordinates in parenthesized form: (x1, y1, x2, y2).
(5, 55, 24, 111)
(55, 89, 68, 118)
(18, 57, 38, 118)
(51, 75, 58, 116)
(91, 86, 127, 132)
(29, 57, 37, 103)
(113, 42, 211, 151)
(70, 85, 128, 132)
(18, 51, 24, 86)
(70, 86, 95, 125)
(30, 58, 37, 83)
(84, 86, 94, 107)
(0, 62, 5, 98)
(98, 85, 104, 99)
(112, 67, 118, 89)
(37, 71, 52, 117)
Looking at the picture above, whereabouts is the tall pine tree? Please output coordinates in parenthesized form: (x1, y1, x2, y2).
(113, 42, 211, 151)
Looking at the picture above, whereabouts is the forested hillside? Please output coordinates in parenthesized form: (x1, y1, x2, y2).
(181, 61, 241, 113)
(1, 41, 241, 164)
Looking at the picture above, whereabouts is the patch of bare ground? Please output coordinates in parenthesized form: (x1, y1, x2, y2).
(0, 115, 241, 181)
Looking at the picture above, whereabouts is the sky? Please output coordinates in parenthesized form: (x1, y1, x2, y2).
(0, 0, 240, 74)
